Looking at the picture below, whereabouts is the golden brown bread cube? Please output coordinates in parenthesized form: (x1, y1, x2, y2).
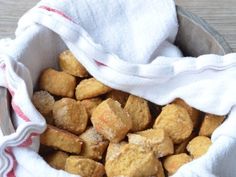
(124, 95, 151, 132)
(79, 127, 109, 160)
(81, 98, 102, 117)
(173, 98, 200, 127)
(105, 142, 127, 162)
(106, 90, 129, 107)
(59, 50, 89, 77)
(40, 125, 83, 154)
(187, 136, 212, 159)
(153, 104, 193, 144)
(156, 160, 165, 177)
(75, 78, 112, 100)
(105, 144, 159, 177)
(53, 98, 88, 135)
(39, 68, 76, 97)
(44, 151, 69, 170)
(65, 156, 105, 177)
(32, 91, 55, 124)
(199, 114, 224, 137)
(128, 128, 174, 158)
(163, 153, 192, 176)
(91, 98, 132, 143)
(32, 91, 55, 116)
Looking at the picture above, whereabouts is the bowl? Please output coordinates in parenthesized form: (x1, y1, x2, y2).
(175, 6, 232, 56)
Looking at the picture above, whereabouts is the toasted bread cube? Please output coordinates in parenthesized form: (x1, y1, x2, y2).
(173, 99, 200, 127)
(44, 151, 69, 170)
(39, 68, 76, 97)
(59, 50, 88, 77)
(32, 91, 55, 124)
(91, 98, 132, 143)
(128, 129, 174, 158)
(81, 98, 102, 117)
(106, 90, 129, 107)
(32, 91, 55, 117)
(187, 136, 212, 159)
(124, 95, 151, 132)
(40, 125, 83, 154)
(156, 160, 165, 177)
(174, 132, 196, 154)
(199, 114, 224, 137)
(163, 153, 192, 176)
(153, 104, 193, 144)
(75, 78, 112, 100)
(105, 142, 127, 162)
(53, 98, 88, 135)
(79, 127, 109, 160)
(105, 144, 159, 177)
(65, 156, 105, 177)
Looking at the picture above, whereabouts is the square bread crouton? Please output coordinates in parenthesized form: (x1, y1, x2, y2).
(91, 98, 132, 143)
(163, 153, 192, 176)
(124, 95, 151, 132)
(173, 98, 200, 128)
(105, 142, 127, 162)
(75, 78, 112, 100)
(105, 144, 159, 177)
(53, 98, 88, 135)
(44, 151, 68, 170)
(153, 104, 193, 144)
(199, 114, 224, 137)
(39, 68, 76, 97)
(80, 98, 102, 117)
(187, 136, 212, 159)
(59, 50, 88, 77)
(32, 90, 55, 124)
(65, 156, 105, 177)
(32, 90, 55, 117)
(40, 125, 83, 154)
(79, 127, 109, 160)
(128, 128, 174, 158)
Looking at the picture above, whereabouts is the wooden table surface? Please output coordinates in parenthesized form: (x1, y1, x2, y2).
(0, 0, 236, 52)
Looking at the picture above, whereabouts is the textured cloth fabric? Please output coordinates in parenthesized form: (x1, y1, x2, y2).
(1, 0, 236, 177)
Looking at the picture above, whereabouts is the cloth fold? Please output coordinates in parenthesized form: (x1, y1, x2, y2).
(1, 0, 236, 177)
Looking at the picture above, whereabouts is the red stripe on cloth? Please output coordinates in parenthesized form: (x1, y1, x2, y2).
(6, 148, 16, 177)
(1, 63, 30, 122)
(39, 5, 73, 21)
(18, 133, 39, 147)
(38, 6, 108, 68)
(95, 60, 107, 66)
(11, 101, 30, 122)
(0, 63, 6, 69)
(6, 133, 39, 176)
(8, 88, 15, 97)
(7, 167, 15, 177)
(6, 80, 31, 122)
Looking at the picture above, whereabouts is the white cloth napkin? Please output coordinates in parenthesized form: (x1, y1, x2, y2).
(1, 0, 236, 177)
